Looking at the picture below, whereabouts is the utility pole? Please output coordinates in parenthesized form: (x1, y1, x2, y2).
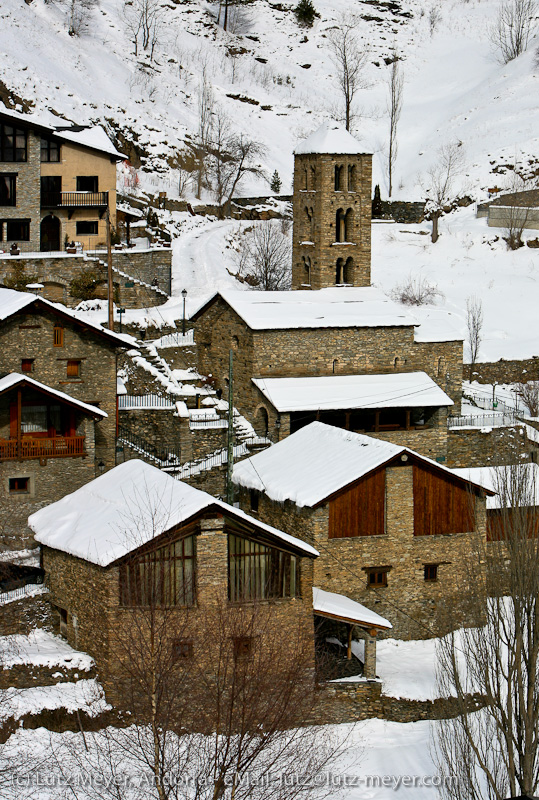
(226, 349, 234, 504)
(106, 206, 113, 332)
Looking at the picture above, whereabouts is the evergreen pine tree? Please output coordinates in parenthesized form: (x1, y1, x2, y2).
(294, 0, 317, 27)
(372, 184, 382, 218)
(270, 170, 282, 194)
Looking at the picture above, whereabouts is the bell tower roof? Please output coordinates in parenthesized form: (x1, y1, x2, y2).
(294, 123, 367, 155)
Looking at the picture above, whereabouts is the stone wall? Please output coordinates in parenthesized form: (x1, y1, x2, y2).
(447, 425, 533, 468)
(0, 594, 53, 636)
(0, 306, 120, 469)
(469, 357, 539, 385)
(292, 152, 372, 290)
(0, 130, 41, 253)
(375, 200, 426, 224)
(0, 248, 171, 308)
(238, 465, 488, 641)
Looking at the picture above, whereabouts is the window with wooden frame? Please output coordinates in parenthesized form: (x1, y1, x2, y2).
(119, 535, 196, 607)
(40, 137, 60, 163)
(424, 564, 438, 582)
(66, 360, 81, 378)
(53, 326, 64, 347)
(172, 639, 194, 659)
(366, 567, 389, 588)
(6, 218, 30, 241)
(0, 124, 27, 162)
(21, 358, 34, 373)
(228, 533, 298, 602)
(9, 477, 29, 494)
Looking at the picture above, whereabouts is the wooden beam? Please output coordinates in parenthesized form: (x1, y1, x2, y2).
(17, 388, 22, 458)
(347, 624, 353, 660)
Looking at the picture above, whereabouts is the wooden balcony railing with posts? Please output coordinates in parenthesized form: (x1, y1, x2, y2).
(0, 437, 86, 461)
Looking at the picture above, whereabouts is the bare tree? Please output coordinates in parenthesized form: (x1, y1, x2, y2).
(222, 135, 266, 214)
(124, 0, 164, 60)
(490, 0, 538, 64)
(195, 70, 215, 199)
(64, 0, 98, 35)
(466, 296, 483, 380)
(517, 381, 539, 416)
(435, 463, 539, 800)
(424, 142, 465, 243)
(327, 18, 369, 131)
(236, 221, 291, 290)
(386, 52, 403, 198)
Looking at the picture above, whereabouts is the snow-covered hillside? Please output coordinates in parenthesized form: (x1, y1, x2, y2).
(2, 0, 539, 199)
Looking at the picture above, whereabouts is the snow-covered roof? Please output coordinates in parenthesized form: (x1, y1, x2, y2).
(313, 587, 392, 630)
(30, 459, 318, 566)
(451, 464, 539, 509)
(252, 372, 453, 413)
(233, 421, 491, 508)
(295, 123, 367, 155)
(0, 107, 125, 160)
(412, 309, 464, 343)
(0, 373, 107, 417)
(193, 287, 417, 330)
(0, 288, 129, 347)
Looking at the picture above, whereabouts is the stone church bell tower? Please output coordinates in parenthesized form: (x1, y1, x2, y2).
(291, 123, 372, 290)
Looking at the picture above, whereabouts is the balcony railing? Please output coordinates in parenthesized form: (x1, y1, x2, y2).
(41, 192, 109, 208)
(0, 436, 86, 461)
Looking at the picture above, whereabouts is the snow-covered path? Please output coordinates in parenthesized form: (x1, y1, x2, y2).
(171, 218, 247, 303)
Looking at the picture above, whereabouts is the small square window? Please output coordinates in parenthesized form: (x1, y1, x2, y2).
(21, 359, 34, 373)
(250, 490, 259, 513)
(76, 176, 98, 193)
(9, 477, 29, 493)
(172, 639, 194, 659)
(424, 564, 438, 582)
(67, 360, 81, 378)
(233, 636, 253, 661)
(76, 221, 98, 236)
(53, 326, 64, 347)
(367, 569, 388, 588)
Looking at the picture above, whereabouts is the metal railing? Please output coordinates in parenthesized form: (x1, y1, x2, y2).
(0, 436, 86, 461)
(448, 412, 520, 429)
(117, 426, 182, 466)
(119, 394, 177, 410)
(154, 331, 195, 348)
(41, 191, 109, 208)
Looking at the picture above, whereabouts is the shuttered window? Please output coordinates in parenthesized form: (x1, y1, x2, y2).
(329, 468, 386, 538)
(413, 464, 475, 536)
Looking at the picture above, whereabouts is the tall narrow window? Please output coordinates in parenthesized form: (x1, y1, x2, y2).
(53, 326, 64, 347)
(348, 165, 356, 191)
(0, 174, 16, 206)
(334, 165, 343, 191)
(335, 209, 346, 242)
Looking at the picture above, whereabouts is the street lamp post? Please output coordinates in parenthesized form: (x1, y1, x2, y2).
(182, 288, 187, 336)
(117, 306, 126, 333)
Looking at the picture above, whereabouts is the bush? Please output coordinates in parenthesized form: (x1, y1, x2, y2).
(294, 0, 318, 27)
(391, 274, 444, 306)
(70, 268, 102, 301)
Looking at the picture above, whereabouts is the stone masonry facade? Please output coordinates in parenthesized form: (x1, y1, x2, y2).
(0, 305, 121, 469)
(42, 516, 316, 707)
(238, 464, 488, 641)
(0, 129, 41, 253)
(292, 152, 372, 289)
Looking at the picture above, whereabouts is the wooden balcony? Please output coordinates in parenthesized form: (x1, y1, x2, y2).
(0, 437, 86, 461)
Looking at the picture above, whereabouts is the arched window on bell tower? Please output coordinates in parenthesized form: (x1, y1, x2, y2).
(334, 165, 343, 191)
(348, 165, 356, 192)
(335, 209, 346, 242)
(302, 255, 311, 285)
(336, 258, 344, 284)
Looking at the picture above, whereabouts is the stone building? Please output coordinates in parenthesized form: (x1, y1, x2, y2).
(292, 124, 372, 290)
(30, 459, 319, 701)
(192, 287, 463, 461)
(0, 372, 104, 548)
(31, 459, 393, 703)
(0, 107, 124, 254)
(0, 287, 127, 469)
(233, 422, 493, 640)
